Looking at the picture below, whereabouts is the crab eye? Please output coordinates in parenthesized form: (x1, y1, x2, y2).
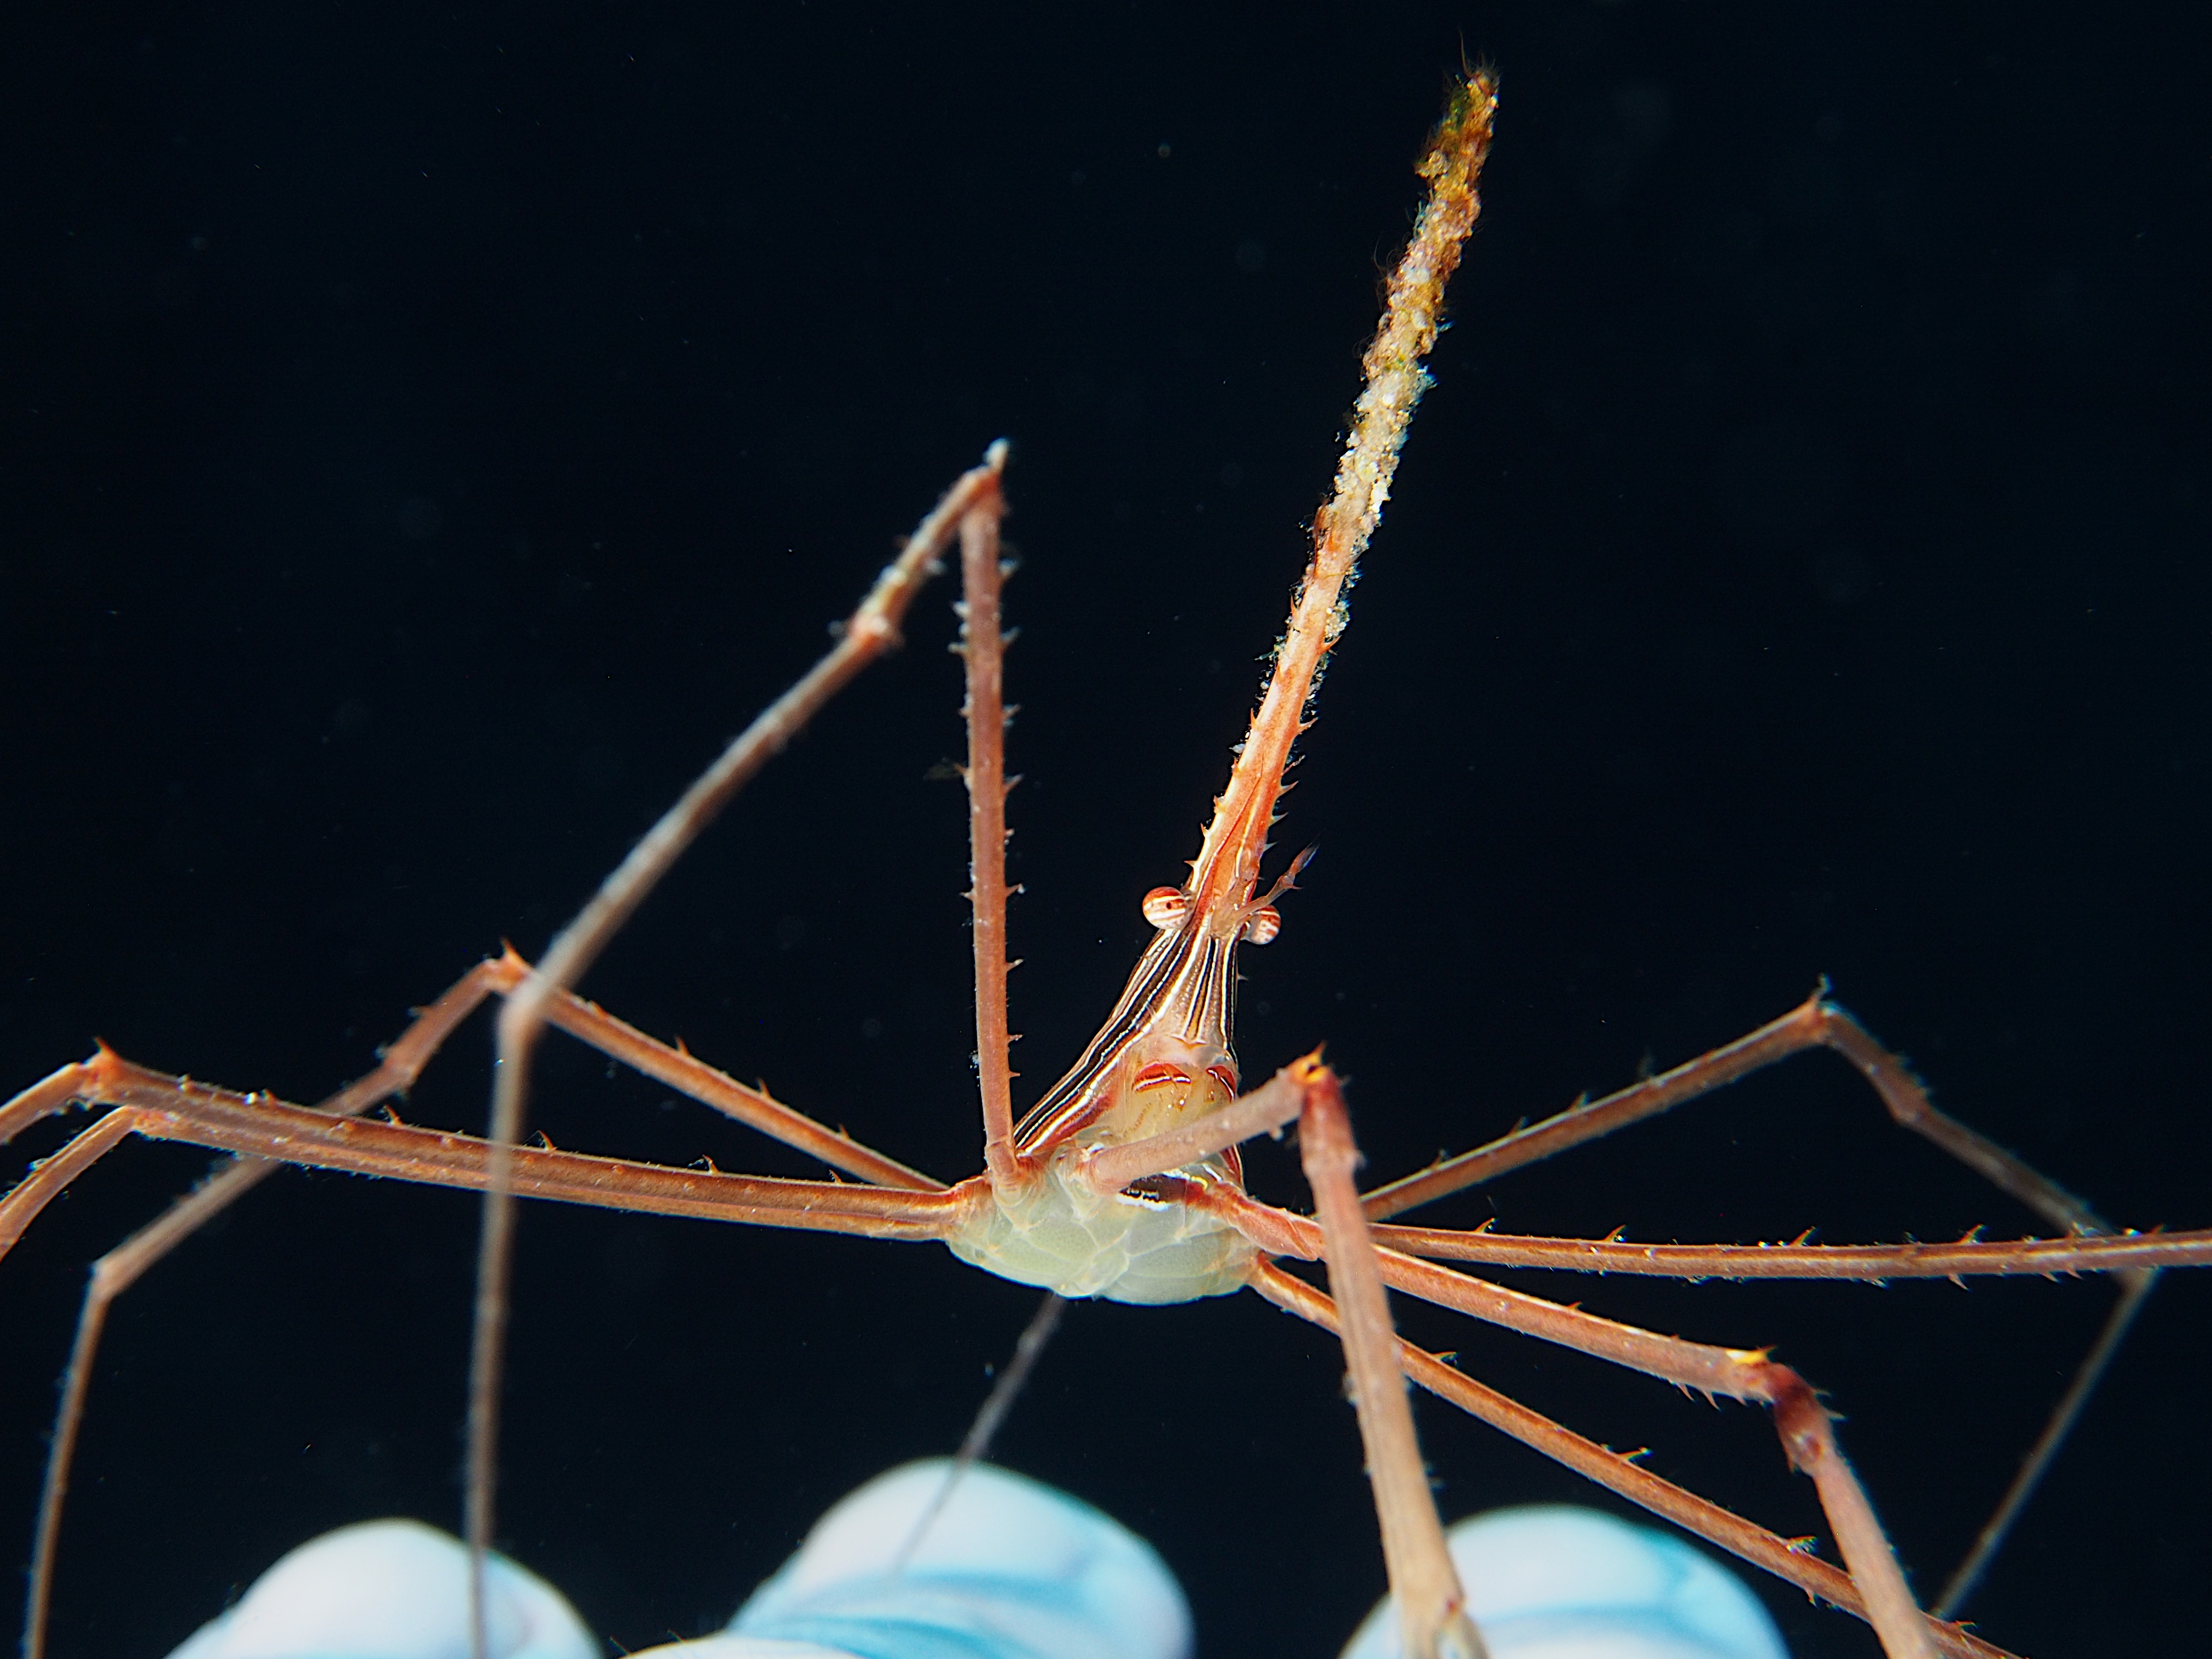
(1141, 887, 1190, 929)
(1243, 905, 1282, 946)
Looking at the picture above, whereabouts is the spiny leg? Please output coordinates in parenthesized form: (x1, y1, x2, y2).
(8, 938, 964, 1659)
(1359, 1204, 2189, 1606)
(1378, 1245, 1932, 1658)
(5, 1060, 968, 1640)
(1360, 1221, 2212, 1279)
(1146, 1075, 2187, 1655)
(1928, 1266, 2152, 1618)
(1362, 988, 2111, 1230)
(492, 949, 942, 1190)
(463, 445, 1006, 1651)
(872, 468, 1027, 1574)
(1297, 1063, 1484, 1659)
(1247, 1263, 2013, 1659)
(0, 950, 939, 1207)
(14, 957, 513, 1658)
(2, 1060, 967, 1607)
(3, 1057, 971, 1256)
(24, 1163, 269, 1659)
(954, 477, 1020, 1190)
(1222, 1191, 1943, 1659)
(0, 445, 1003, 1654)
(0, 950, 519, 1268)
(1358, 985, 2159, 1610)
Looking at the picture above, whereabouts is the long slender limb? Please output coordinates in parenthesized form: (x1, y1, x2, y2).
(892, 1289, 1066, 1574)
(483, 950, 943, 1190)
(955, 478, 1021, 1191)
(17, 956, 515, 1659)
(1363, 1222, 2212, 1277)
(1378, 1247, 1932, 1659)
(4, 1070, 975, 1657)
(23, 1158, 269, 1659)
(1931, 1263, 2157, 1619)
(6, 930, 944, 1655)
(1355, 988, 2155, 1613)
(1934, 1265, 2160, 1621)
(1247, 1264, 2012, 1659)
(1298, 1068, 1484, 1659)
(0, 954, 510, 1158)
(469, 444, 1007, 1650)
(1, 1054, 975, 1262)
(1362, 990, 2108, 1232)
(1217, 1193, 1936, 1659)
(2, 953, 940, 1193)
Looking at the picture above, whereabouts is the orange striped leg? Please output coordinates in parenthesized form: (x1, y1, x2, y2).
(1358, 1222, 2212, 1279)
(1297, 1066, 1483, 1659)
(954, 474, 1021, 1192)
(1214, 1190, 1940, 1659)
(1248, 1264, 2012, 1659)
(1361, 989, 2110, 1236)
(466, 447, 1008, 1645)
(1353, 988, 2155, 1618)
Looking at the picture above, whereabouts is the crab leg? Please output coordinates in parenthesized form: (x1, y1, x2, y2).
(1363, 1222, 2212, 1277)
(2, 1053, 971, 1259)
(4, 935, 943, 1658)
(1297, 1066, 1485, 1659)
(1362, 988, 2113, 1236)
(1248, 1263, 2013, 1659)
(954, 475, 1022, 1191)
(1354, 985, 2162, 1616)
(466, 445, 1006, 1647)
(1216, 1189, 1938, 1659)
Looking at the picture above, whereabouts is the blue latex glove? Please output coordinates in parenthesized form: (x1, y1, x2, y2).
(162, 1519, 594, 1659)
(163, 1461, 1786, 1659)
(1339, 1505, 1788, 1659)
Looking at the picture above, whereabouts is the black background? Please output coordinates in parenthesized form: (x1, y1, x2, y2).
(3, 5, 2207, 1658)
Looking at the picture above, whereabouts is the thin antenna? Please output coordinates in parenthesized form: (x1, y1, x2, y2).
(892, 1289, 1066, 1573)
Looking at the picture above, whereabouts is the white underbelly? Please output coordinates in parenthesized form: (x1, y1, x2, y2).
(943, 1163, 1256, 1306)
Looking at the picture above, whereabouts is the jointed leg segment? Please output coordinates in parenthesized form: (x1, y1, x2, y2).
(956, 483, 1021, 1191)
(1359, 1220, 2210, 1278)
(1361, 987, 2116, 1235)
(13, 952, 530, 1659)
(1355, 983, 2162, 1620)
(4, 448, 1015, 1659)
(465, 445, 1008, 1643)
(3, 1049, 970, 1248)
(1246, 1262, 2011, 1659)
(1214, 1179, 1941, 1658)
(1178, 970, 2196, 1659)
(5, 972, 984, 1646)
(1297, 1065, 1484, 1659)
(1, 945, 951, 1268)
